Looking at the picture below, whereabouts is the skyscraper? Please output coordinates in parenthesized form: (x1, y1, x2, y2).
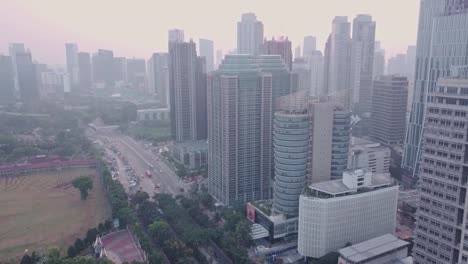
(326, 16, 352, 96)
(78, 52, 92, 92)
(8, 43, 26, 92)
(369, 76, 408, 146)
(309, 51, 325, 96)
(113, 57, 127, 83)
(237, 13, 264, 55)
(291, 58, 311, 93)
(199, 39, 214, 72)
(373, 42, 385, 79)
(92, 49, 115, 87)
(403, 0, 468, 174)
(387, 54, 406, 76)
(263, 36, 293, 70)
(168, 29, 185, 43)
(413, 74, 468, 264)
(208, 54, 290, 205)
(294, 46, 301, 60)
(169, 40, 207, 141)
(215, 49, 223, 70)
(351, 14, 376, 114)
(405, 45, 416, 79)
(0, 55, 15, 103)
(16, 52, 39, 104)
(126, 58, 146, 92)
(147, 53, 169, 107)
(65, 43, 79, 90)
(303, 35, 317, 56)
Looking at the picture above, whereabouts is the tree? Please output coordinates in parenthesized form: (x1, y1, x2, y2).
(20, 255, 32, 264)
(85, 228, 98, 244)
(148, 253, 163, 264)
(72, 175, 93, 200)
(67, 246, 77, 257)
(148, 221, 172, 244)
(132, 191, 150, 205)
(74, 238, 85, 252)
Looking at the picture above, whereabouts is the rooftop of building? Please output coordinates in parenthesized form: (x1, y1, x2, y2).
(137, 108, 169, 113)
(338, 234, 409, 263)
(350, 137, 390, 153)
(304, 169, 394, 198)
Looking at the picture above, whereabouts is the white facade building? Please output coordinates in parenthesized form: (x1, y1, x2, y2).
(348, 137, 390, 174)
(297, 169, 398, 258)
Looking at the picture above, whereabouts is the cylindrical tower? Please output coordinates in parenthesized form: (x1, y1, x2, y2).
(273, 111, 310, 217)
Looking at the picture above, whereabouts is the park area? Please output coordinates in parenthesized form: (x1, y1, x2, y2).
(0, 168, 111, 261)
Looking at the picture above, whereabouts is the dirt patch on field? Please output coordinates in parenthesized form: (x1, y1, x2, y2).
(0, 168, 111, 261)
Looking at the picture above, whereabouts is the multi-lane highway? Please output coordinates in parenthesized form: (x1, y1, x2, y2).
(89, 126, 189, 196)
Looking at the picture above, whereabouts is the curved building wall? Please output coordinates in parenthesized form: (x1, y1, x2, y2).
(273, 112, 310, 217)
(331, 110, 351, 179)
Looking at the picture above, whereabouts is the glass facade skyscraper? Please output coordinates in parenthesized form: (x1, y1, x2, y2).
(403, 0, 468, 175)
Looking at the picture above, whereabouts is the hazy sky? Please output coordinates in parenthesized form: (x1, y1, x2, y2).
(0, 0, 420, 66)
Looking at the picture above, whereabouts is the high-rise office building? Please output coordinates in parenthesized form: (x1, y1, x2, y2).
(309, 51, 325, 96)
(298, 169, 398, 259)
(8, 43, 26, 92)
(215, 49, 223, 70)
(413, 75, 468, 264)
(303, 35, 317, 56)
(147, 53, 169, 107)
(16, 52, 39, 103)
(291, 58, 311, 93)
(65, 43, 79, 90)
(113, 57, 127, 83)
(169, 40, 207, 141)
(92, 49, 115, 87)
(126, 58, 146, 92)
(370, 76, 408, 146)
(294, 46, 301, 60)
(387, 54, 406, 76)
(263, 37, 293, 70)
(237, 13, 264, 55)
(326, 16, 352, 96)
(403, 0, 468, 174)
(168, 29, 185, 43)
(351, 14, 376, 114)
(373, 42, 385, 79)
(405, 45, 417, 79)
(199, 39, 214, 72)
(0, 55, 15, 103)
(208, 54, 290, 205)
(78, 52, 92, 91)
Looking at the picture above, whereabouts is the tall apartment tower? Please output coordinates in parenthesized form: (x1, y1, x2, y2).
(147, 53, 169, 107)
(387, 54, 407, 76)
(0, 55, 15, 103)
(237, 13, 264, 55)
(303, 36, 317, 57)
(326, 16, 352, 96)
(65, 43, 79, 90)
(77, 52, 92, 91)
(403, 0, 468, 174)
(199, 39, 214, 72)
(413, 74, 468, 264)
(208, 55, 273, 205)
(169, 40, 207, 141)
(263, 36, 293, 71)
(406, 45, 417, 79)
(351, 15, 376, 114)
(370, 76, 408, 146)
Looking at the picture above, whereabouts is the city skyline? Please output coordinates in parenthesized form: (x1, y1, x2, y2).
(1, 0, 419, 65)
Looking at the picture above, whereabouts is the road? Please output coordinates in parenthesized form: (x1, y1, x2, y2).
(89, 127, 189, 196)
